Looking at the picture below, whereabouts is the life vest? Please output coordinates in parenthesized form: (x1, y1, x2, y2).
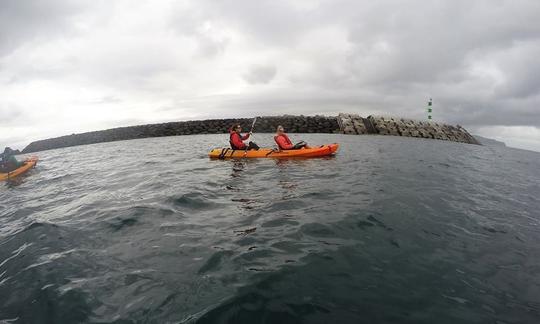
(230, 133, 237, 149)
(274, 134, 293, 150)
(230, 132, 244, 150)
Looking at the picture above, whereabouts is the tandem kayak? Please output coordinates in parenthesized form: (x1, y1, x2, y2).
(209, 144, 339, 159)
(0, 156, 38, 181)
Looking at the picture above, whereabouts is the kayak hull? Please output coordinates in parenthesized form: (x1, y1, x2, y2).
(0, 156, 38, 181)
(209, 144, 339, 159)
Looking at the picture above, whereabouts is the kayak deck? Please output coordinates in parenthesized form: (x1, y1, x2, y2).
(0, 156, 38, 181)
(209, 144, 339, 159)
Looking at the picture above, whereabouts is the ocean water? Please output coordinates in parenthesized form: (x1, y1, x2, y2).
(1, 134, 539, 324)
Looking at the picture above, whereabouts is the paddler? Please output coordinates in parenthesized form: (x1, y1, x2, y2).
(274, 125, 309, 150)
(229, 124, 259, 150)
(0, 147, 24, 173)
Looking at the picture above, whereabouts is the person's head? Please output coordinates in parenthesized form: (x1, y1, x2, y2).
(3, 147, 13, 157)
(276, 125, 285, 134)
(231, 124, 242, 133)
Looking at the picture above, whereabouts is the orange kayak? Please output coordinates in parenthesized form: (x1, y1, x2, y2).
(0, 156, 38, 181)
(209, 144, 339, 159)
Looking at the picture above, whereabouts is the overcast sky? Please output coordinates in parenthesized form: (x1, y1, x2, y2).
(1, 0, 539, 151)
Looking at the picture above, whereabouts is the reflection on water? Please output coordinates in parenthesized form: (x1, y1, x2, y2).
(231, 160, 245, 177)
(1, 134, 540, 323)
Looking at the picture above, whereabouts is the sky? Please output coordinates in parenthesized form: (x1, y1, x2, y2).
(1, 0, 539, 152)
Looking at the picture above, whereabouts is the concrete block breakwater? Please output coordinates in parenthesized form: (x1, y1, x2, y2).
(337, 113, 480, 144)
(22, 113, 478, 153)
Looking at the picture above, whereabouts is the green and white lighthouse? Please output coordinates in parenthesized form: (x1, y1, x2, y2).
(427, 98, 433, 120)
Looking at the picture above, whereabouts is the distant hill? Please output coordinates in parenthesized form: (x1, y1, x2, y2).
(474, 135, 506, 147)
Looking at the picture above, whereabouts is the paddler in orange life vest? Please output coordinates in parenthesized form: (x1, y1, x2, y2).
(229, 124, 259, 150)
(274, 125, 309, 150)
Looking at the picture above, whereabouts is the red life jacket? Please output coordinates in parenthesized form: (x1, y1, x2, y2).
(274, 133, 294, 150)
(230, 130, 248, 150)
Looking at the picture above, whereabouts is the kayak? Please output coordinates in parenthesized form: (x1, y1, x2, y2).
(209, 144, 339, 159)
(0, 156, 38, 181)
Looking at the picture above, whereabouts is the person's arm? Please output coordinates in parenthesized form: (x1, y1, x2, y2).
(231, 133, 246, 149)
(241, 133, 250, 140)
(275, 135, 294, 150)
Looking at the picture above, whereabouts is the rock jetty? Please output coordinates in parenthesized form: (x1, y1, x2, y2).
(22, 113, 479, 153)
(22, 116, 339, 153)
(337, 113, 479, 144)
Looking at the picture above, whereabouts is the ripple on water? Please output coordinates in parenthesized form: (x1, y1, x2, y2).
(168, 192, 221, 210)
(0, 222, 95, 323)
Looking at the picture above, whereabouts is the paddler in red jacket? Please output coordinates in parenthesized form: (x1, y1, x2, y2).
(229, 124, 259, 150)
(274, 125, 309, 150)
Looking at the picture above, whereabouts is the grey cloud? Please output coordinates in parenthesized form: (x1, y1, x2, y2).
(287, 0, 540, 128)
(0, 103, 24, 126)
(90, 95, 122, 105)
(493, 43, 540, 99)
(192, 0, 318, 46)
(0, 108, 20, 124)
(195, 34, 230, 57)
(168, 6, 230, 58)
(0, 0, 87, 57)
(326, 0, 540, 88)
(242, 65, 277, 84)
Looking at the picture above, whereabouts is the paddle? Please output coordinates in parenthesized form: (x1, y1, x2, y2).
(244, 117, 257, 156)
(249, 117, 257, 135)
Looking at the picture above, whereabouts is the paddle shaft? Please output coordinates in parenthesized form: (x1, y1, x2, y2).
(249, 117, 257, 134)
(244, 117, 257, 155)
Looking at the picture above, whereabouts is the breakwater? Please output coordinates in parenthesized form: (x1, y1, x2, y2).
(337, 113, 480, 144)
(22, 116, 339, 153)
(22, 113, 479, 153)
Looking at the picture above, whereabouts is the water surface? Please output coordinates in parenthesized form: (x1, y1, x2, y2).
(1, 134, 539, 323)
